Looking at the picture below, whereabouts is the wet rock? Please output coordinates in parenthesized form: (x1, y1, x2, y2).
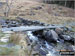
(5, 19, 10, 24)
(61, 35, 72, 41)
(58, 38, 64, 43)
(39, 49, 47, 56)
(32, 30, 43, 36)
(43, 30, 51, 37)
(43, 30, 59, 42)
(72, 45, 75, 51)
(55, 28, 63, 35)
(51, 30, 59, 41)
(60, 35, 74, 44)
(46, 52, 55, 56)
(33, 44, 41, 51)
(65, 45, 74, 51)
(70, 38, 74, 44)
(32, 51, 40, 56)
(2, 24, 8, 28)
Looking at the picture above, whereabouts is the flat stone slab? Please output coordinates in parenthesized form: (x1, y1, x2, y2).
(1, 25, 64, 32)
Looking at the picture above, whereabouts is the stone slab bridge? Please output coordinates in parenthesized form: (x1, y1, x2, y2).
(0, 25, 65, 32)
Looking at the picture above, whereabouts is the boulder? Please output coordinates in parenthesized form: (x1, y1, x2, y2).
(43, 30, 52, 41)
(55, 28, 63, 35)
(51, 30, 59, 42)
(43, 30, 59, 42)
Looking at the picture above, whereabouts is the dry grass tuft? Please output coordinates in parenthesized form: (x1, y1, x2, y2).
(9, 33, 22, 44)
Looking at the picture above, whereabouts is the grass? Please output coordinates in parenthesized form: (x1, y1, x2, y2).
(71, 26, 75, 32)
(9, 33, 21, 44)
(0, 32, 29, 56)
(0, 47, 13, 55)
(0, 31, 5, 38)
(0, 47, 19, 55)
(72, 28, 75, 32)
(0, 42, 7, 45)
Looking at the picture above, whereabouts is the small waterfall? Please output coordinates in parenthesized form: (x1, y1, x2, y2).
(27, 31, 38, 42)
(27, 31, 56, 56)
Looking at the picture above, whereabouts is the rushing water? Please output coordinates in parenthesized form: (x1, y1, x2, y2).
(27, 31, 59, 56)
(27, 31, 38, 42)
(0, 19, 74, 56)
(27, 31, 75, 56)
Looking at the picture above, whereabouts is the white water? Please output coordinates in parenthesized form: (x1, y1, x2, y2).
(0, 38, 9, 42)
(45, 41, 56, 56)
(27, 31, 38, 42)
(27, 31, 56, 56)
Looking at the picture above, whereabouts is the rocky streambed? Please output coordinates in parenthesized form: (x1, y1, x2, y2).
(0, 18, 75, 56)
(26, 29, 74, 56)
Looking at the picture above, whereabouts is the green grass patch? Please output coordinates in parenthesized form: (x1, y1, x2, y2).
(0, 31, 5, 38)
(0, 47, 11, 55)
(0, 46, 19, 55)
(0, 42, 8, 45)
(72, 28, 75, 32)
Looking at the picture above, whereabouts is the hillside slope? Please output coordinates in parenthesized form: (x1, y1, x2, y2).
(0, 0, 75, 24)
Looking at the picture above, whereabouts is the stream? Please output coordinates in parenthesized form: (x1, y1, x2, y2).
(0, 18, 75, 56)
(26, 31, 74, 56)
